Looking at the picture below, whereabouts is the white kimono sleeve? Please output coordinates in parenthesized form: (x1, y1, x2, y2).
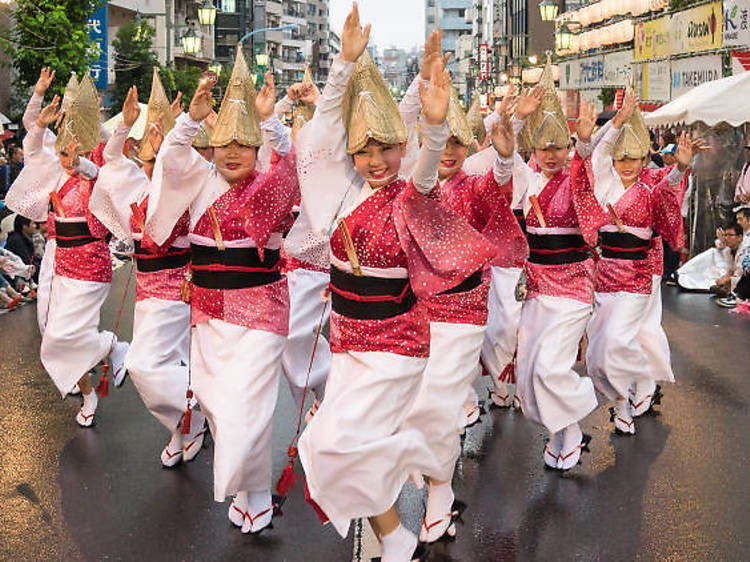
(89, 124, 149, 242)
(146, 113, 211, 245)
(295, 55, 362, 236)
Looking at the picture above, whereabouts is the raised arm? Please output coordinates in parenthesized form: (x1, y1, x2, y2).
(146, 79, 213, 244)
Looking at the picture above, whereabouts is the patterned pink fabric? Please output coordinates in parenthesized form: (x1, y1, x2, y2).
(524, 167, 595, 303)
(190, 152, 299, 333)
(570, 152, 683, 294)
(423, 170, 525, 324)
(53, 174, 112, 283)
(130, 196, 190, 303)
(329, 179, 496, 355)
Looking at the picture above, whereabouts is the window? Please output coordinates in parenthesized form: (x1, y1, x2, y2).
(221, 0, 236, 13)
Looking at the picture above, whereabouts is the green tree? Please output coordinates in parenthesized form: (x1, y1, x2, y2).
(111, 19, 159, 111)
(162, 65, 203, 103)
(0, 0, 99, 100)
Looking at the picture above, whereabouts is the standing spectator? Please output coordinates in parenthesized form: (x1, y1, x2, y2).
(736, 142, 750, 209)
(7, 145, 23, 186)
(5, 214, 40, 283)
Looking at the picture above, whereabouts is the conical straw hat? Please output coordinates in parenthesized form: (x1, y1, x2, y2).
(292, 64, 316, 141)
(139, 67, 176, 161)
(55, 72, 79, 129)
(445, 80, 473, 147)
(209, 46, 262, 147)
(522, 55, 570, 150)
(611, 89, 650, 160)
(55, 74, 101, 154)
(192, 123, 213, 149)
(343, 50, 407, 154)
(466, 93, 486, 145)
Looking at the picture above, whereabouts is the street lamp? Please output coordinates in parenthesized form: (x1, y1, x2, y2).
(209, 63, 222, 77)
(197, 0, 217, 27)
(528, 55, 538, 65)
(181, 25, 201, 55)
(555, 21, 578, 51)
(538, 0, 559, 22)
(256, 53, 269, 67)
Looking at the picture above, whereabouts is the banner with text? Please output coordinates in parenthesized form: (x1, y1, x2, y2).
(602, 50, 633, 87)
(671, 55, 723, 98)
(723, 0, 750, 47)
(560, 55, 604, 89)
(635, 60, 671, 101)
(635, 2, 723, 61)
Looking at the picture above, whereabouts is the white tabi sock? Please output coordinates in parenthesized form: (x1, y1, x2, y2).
(76, 389, 98, 427)
(242, 490, 272, 534)
(228, 491, 248, 527)
(420, 481, 456, 542)
(557, 422, 584, 470)
(381, 524, 418, 562)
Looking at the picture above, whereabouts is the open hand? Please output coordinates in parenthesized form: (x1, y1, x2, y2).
(171, 91, 184, 118)
(147, 115, 164, 154)
(341, 2, 371, 63)
(35, 67, 56, 97)
(189, 76, 215, 122)
(612, 90, 636, 129)
(419, 57, 450, 126)
(256, 71, 276, 121)
(299, 82, 320, 105)
(491, 112, 515, 158)
(515, 85, 543, 120)
(37, 95, 61, 128)
(496, 83, 517, 117)
(122, 86, 140, 128)
(576, 98, 598, 143)
(675, 131, 693, 171)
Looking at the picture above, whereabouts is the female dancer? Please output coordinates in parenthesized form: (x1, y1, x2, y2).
(6, 71, 127, 426)
(297, 6, 494, 560)
(91, 76, 206, 466)
(147, 49, 298, 534)
(572, 94, 690, 435)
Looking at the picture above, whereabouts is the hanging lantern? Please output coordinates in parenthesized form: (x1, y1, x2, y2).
(197, 0, 217, 27)
(538, 0, 559, 22)
(181, 26, 201, 55)
(555, 21, 575, 52)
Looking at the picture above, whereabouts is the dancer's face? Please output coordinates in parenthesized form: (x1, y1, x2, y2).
(57, 147, 76, 175)
(613, 157, 644, 187)
(534, 146, 569, 177)
(439, 136, 469, 181)
(353, 140, 405, 189)
(215, 141, 257, 185)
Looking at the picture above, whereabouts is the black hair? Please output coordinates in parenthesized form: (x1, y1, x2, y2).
(725, 223, 744, 236)
(13, 214, 31, 233)
(737, 208, 750, 219)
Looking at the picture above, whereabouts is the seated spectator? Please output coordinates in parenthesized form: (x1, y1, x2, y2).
(677, 228, 732, 291)
(4, 214, 40, 283)
(709, 223, 748, 300)
(735, 142, 750, 210)
(0, 246, 34, 291)
(0, 270, 21, 309)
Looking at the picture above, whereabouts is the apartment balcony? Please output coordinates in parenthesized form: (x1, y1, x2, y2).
(279, 58, 306, 72)
(441, 16, 472, 31)
(266, 0, 283, 16)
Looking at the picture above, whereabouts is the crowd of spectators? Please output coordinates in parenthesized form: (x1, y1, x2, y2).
(0, 205, 41, 311)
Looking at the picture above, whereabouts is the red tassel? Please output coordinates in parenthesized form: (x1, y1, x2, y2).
(275, 459, 296, 497)
(96, 364, 109, 397)
(304, 480, 329, 524)
(275, 445, 299, 497)
(181, 389, 193, 434)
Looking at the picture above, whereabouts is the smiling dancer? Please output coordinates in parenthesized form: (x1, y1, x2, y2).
(6, 71, 128, 427)
(91, 73, 207, 467)
(147, 48, 298, 534)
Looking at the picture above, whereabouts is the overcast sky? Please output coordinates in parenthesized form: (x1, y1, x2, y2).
(329, 0, 425, 51)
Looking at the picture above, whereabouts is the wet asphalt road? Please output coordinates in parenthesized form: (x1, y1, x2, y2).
(1, 267, 749, 561)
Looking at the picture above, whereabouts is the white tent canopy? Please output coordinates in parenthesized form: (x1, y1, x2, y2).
(644, 71, 750, 128)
